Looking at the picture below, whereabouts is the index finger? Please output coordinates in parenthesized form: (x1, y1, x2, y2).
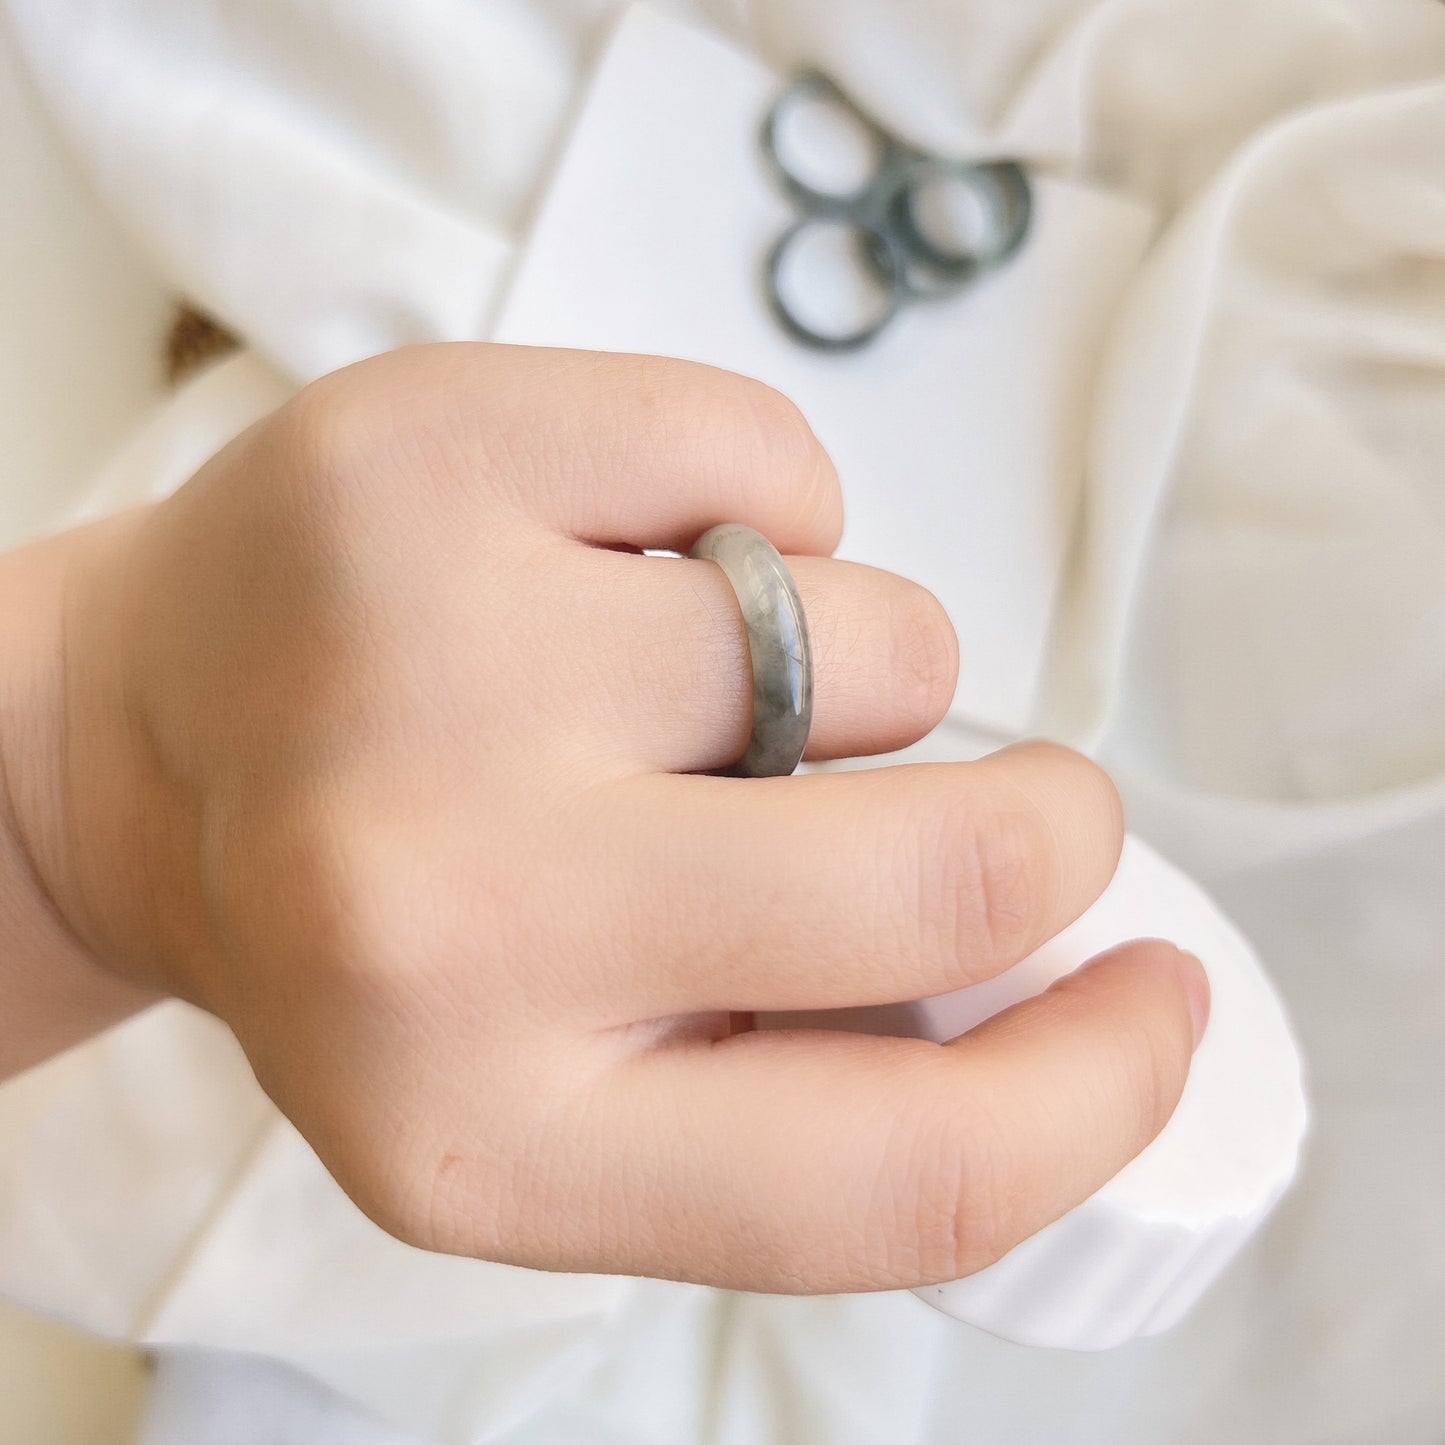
(423, 345, 846, 555)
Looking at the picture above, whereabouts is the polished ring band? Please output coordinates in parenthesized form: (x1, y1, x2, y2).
(688, 523, 814, 778)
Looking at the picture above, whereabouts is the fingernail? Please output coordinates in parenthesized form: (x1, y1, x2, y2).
(1176, 950, 1211, 1048)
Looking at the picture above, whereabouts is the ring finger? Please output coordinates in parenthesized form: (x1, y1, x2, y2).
(564, 742, 1124, 1018)
(574, 547, 960, 773)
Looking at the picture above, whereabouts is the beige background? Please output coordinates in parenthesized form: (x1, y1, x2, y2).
(0, 8, 171, 1440)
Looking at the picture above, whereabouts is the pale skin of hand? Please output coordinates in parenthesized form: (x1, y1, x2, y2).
(0, 343, 1208, 1293)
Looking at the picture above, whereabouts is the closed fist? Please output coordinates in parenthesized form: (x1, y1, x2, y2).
(32, 344, 1206, 1292)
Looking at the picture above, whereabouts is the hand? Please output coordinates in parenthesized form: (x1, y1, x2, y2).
(15, 343, 1207, 1292)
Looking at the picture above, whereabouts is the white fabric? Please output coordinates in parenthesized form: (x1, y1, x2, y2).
(0, 0, 1442, 1441)
(136, 1352, 429, 1445)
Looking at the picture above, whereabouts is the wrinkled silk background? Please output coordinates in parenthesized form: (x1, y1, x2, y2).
(1, 1, 1443, 1442)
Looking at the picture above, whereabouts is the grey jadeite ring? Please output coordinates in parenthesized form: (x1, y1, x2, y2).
(688, 523, 815, 778)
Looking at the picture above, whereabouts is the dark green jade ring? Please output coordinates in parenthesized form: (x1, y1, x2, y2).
(688, 523, 815, 778)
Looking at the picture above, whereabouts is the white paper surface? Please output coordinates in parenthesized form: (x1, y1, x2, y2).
(492, 4, 1154, 734)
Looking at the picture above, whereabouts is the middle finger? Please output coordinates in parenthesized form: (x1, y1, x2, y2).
(568, 741, 1124, 1018)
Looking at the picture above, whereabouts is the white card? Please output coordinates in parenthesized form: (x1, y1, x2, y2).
(491, 3, 1154, 734)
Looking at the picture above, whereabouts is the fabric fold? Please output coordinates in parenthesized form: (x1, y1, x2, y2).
(2, 0, 1443, 1439)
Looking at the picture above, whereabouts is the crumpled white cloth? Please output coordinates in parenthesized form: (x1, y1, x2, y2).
(1, 0, 1443, 1441)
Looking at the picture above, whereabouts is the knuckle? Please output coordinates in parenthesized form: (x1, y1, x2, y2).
(730, 372, 819, 465)
(275, 370, 383, 506)
(282, 368, 361, 458)
(867, 1094, 1019, 1285)
(922, 787, 1053, 972)
(712, 372, 840, 542)
(940, 1145, 1018, 1280)
(939, 1135, 1021, 1279)
(278, 349, 446, 492)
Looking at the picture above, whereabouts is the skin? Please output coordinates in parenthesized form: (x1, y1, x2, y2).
(0, 343, 1208, 1293)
